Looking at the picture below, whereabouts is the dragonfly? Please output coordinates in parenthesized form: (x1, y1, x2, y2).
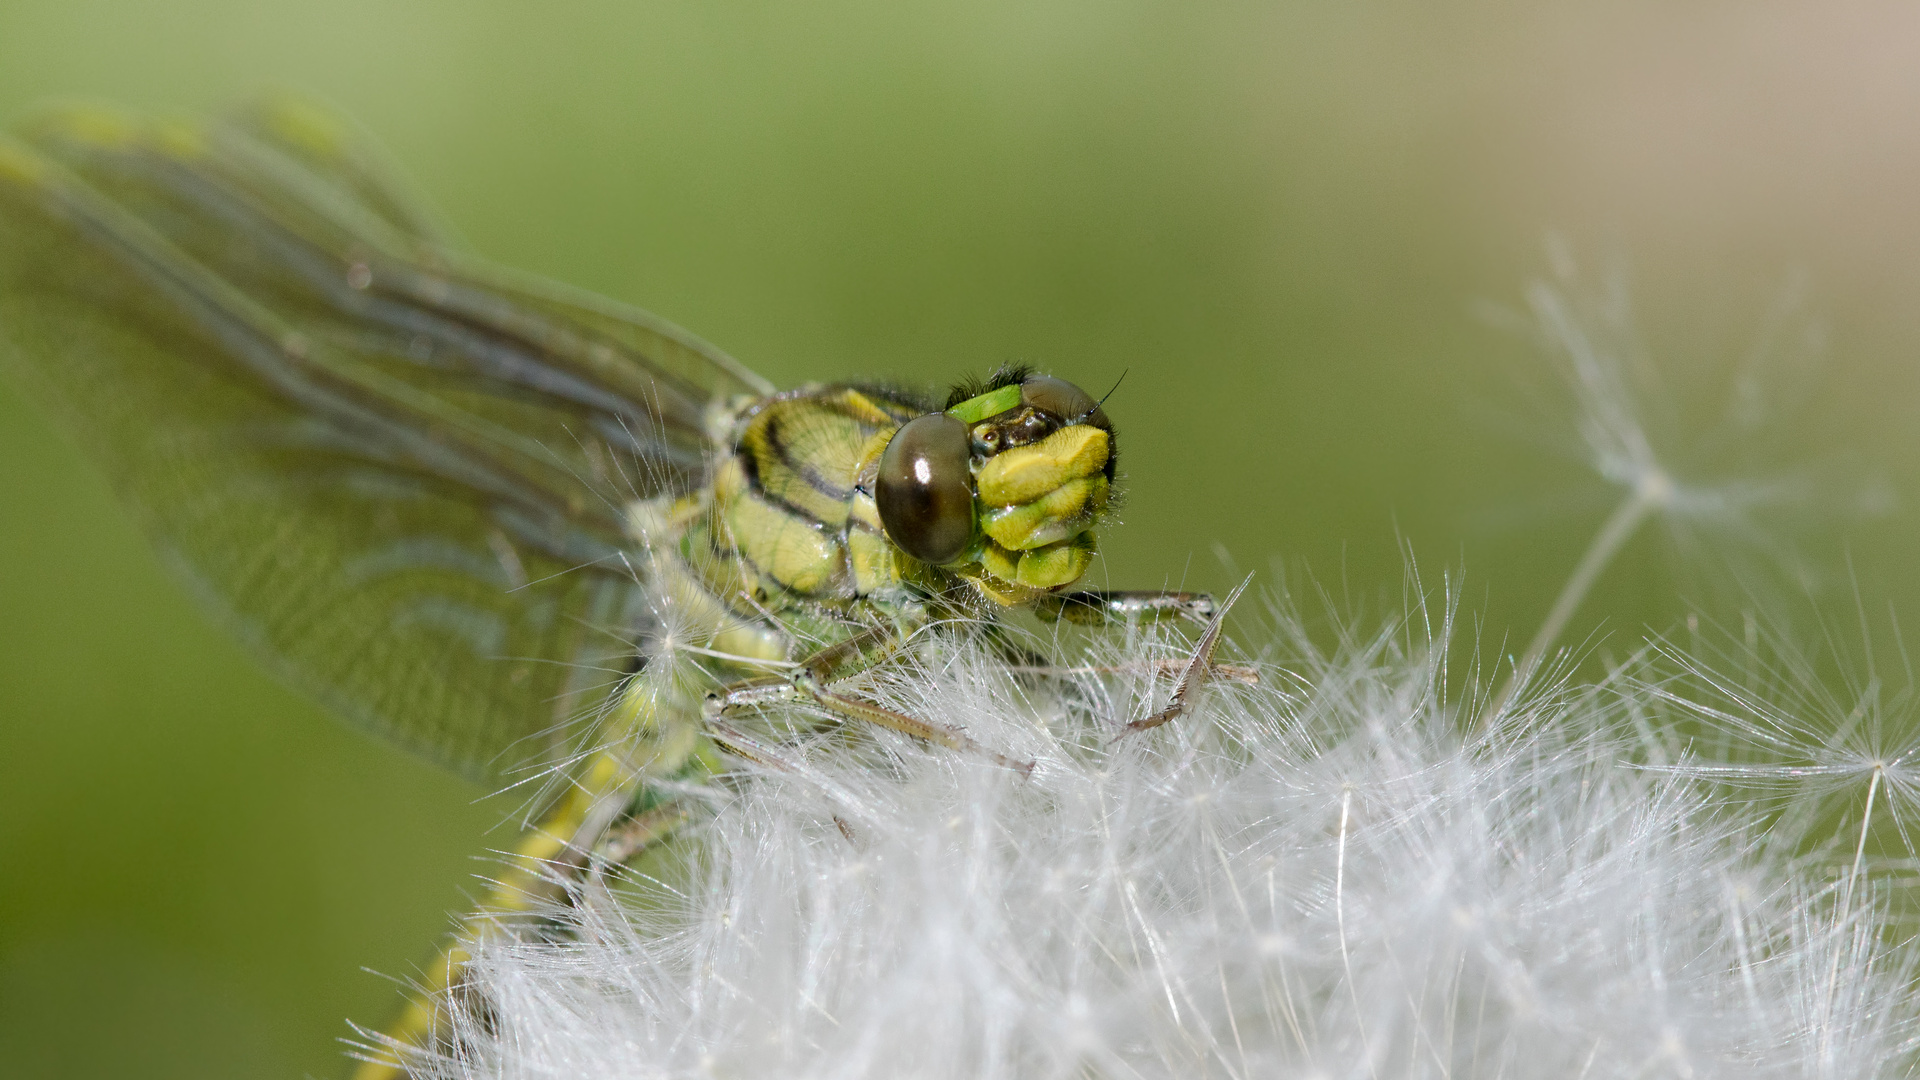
(0, 96, 1235, 1077)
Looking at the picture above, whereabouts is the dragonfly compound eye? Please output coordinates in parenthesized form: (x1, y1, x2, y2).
(1021, 375, 1111, 432)
(877, 412, 976, 564)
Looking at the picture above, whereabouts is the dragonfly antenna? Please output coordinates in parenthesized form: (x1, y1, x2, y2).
(1070, 369, 1127, 426)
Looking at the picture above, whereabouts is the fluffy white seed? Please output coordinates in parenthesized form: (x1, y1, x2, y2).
(379, 599, 1919, 1080)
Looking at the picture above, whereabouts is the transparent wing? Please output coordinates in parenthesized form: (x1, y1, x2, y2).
(0, 101, 770, 782)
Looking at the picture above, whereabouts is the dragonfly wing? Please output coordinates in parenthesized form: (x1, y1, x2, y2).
(217, 92, 462, 250)
(206, 96, 773, 404)
(0, 105, 760, 782)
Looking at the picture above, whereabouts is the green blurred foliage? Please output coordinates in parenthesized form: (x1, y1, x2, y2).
(3, 2, 1920, 1077)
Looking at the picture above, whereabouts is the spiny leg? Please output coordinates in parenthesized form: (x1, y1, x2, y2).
(704, 621, 1034, 774)
(590, 801, 695, 870)
(1117, 575, 1252, 736)
(1035, 588, 1218, 626)
(567, 799, 700, 945)
(1006, 656, 1261, 684)
(1030, 583, 1260, 726)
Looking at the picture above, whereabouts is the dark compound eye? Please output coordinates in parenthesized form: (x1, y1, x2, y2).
(876, 412, 975, 564)
(1021, 375, 1111, 431)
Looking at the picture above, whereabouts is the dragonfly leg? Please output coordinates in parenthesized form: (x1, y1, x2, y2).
(1004, 656, 1261, 684)
(980, 588, 1264, 708)
(1035, 588, 1218, 625)
(588, 800, 694, 870)
(1114, 576, 1251, 736)
(704, 626, 1033, 773)
(569, 799, 699, 948)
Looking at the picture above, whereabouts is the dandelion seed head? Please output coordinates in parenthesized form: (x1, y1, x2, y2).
(382, 591, 1920, 1079)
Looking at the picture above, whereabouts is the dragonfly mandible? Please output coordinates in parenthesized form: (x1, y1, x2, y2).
(0, 96, 1227, 1076)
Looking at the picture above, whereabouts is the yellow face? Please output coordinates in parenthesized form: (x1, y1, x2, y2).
(873, 371, 1115, 603)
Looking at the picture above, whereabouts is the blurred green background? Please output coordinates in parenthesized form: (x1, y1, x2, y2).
(4, 2, 1920, 1077)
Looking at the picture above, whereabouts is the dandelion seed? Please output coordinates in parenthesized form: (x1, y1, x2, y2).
(379, 589, 1920, 1079)
(1482, 254, 1854, 723)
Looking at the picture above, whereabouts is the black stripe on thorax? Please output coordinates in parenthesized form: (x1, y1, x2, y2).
(734, 451, 836, 532)
(734, 432, 850, 534)
(762, 409, 857, 504)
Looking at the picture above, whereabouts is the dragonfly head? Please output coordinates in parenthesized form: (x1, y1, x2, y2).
(875, 368, 1115, 602)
